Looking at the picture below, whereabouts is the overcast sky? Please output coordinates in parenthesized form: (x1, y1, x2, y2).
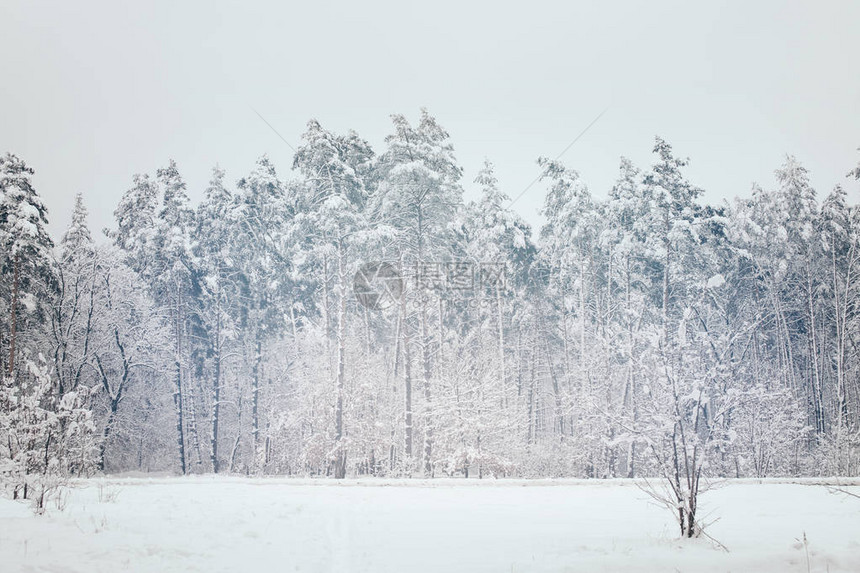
(2, 0, 859, 239)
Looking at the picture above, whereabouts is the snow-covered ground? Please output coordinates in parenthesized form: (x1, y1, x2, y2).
(1, 477, 858, 572)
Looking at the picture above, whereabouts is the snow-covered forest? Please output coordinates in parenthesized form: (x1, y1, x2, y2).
(3, 110, 860, 506)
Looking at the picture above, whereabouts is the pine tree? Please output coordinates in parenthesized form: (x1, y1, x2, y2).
(110, 161, 196, 474)
(293, 119, 376, 478)
(155, 159, 200, 473)
(537, 156, 603, 471)
(445, 160, 534, 478)
(234, 155, 295, 472)
(52, 193, 97, 398)
(110, 173, 159, 281)
(194, 166, 239, 473)
(643, 137, 703, 338)
(0, 153, 55, 379)
(376, 109, 465, 476)
(604, 157, 651, 477)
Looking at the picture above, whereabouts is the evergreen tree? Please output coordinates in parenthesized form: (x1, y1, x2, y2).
(0, 153, 55, 379)
(52, 193, 97, 397)
(376, 109, 465, 476)
(234, 155, 295, 472)
(293, 119, 376, 478)
(193, 166, 239, 473)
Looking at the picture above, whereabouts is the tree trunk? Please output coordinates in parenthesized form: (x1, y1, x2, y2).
(210, 279, 222, 473)
(402, 292, 414, 473)
(173, 357, 187, 475)
(187, 382, 203, 468)
(333, 243, 347, 479)
(421, 302, 433, 477)
(172, 288, 188, 475)
(526, 340, 536, 444)
(251, 328, 262, 470)
(99, 396, 120, 471)
(805, 261, 825, 435)
(496, 284, 506, 408)
(662, 236, 671, 340)
(8, 254, 19, 378)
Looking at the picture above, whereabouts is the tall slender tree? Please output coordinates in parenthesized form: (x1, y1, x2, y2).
(0, 153, 54, 379)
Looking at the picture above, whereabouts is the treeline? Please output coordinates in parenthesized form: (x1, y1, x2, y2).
(2, 111, 860, 495)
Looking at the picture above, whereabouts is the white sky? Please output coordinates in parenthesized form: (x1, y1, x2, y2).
(2, 0, 859, 238)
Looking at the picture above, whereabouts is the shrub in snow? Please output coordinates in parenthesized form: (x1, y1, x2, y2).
(0, 359, 98, 510)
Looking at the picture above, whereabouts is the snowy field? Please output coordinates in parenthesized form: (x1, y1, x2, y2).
(1, 477, 859, 572)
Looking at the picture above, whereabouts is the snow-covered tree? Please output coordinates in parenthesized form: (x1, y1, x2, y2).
(292, 119, 377, 478)
(0, 359, 97, 509)
(233, 155, 296, 472)
(0, 153, 55, 379)
(375, 109, 465, 476)
(193, 166, 241, 473)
